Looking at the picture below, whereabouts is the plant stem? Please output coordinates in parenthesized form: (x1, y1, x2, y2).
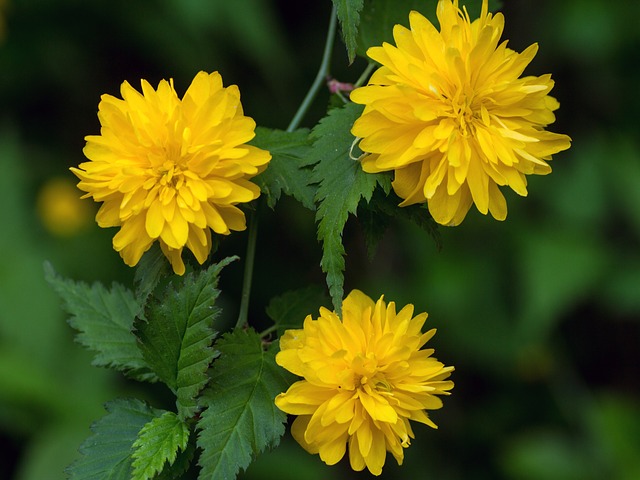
(286, 4, 338, 133)
(236, 6, 338, 329)
(259, 324, 278, 338)
(235, 209, 258, 329)
(354, 62, 376, 87)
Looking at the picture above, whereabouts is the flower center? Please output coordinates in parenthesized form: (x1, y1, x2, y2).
(351, 354, 392, 393)
(143, 148, 190, 205)
(449, 92, 479, 137)
(158, 160, 184, 189)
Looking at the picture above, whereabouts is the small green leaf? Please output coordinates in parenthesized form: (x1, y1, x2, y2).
(266, 286, 331, 335)
(66, 398, 163, 480)
(358, 202, 392, 260)
(252, 127, 316, 210)
(134, 244, 171, 309)
(358, 188, 441, 258)
(44, 263, 156, 382)
(305, 103, 387, 312)
(197, 329, 294, 480)
(333, 0, 365, 63)
(135, 257, 237, 420)
(132, 411, 190, 480)
(155, 435, 196, 480)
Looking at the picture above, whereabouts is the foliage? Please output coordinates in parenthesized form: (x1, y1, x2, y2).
(196, 330, 293, 479)
(305, 102, 389, 311)
(67, 399, 164, 480)
(45, 263, 157, 382)
(333, 0, 364, 63)
(252, 127, 315, 210)
(132, 412, 191, 480)
(135, 258, 236, 419)
(266, 286, 331, 334)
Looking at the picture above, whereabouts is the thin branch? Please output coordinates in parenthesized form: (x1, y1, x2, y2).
(286, 5, 338, 133)
(235, 209, 259, 330)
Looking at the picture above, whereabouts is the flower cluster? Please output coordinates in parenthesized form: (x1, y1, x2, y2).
(351, 0, 571, 225)
(68, 1, 573, 474)
(275, 290, 454, 475)
(72, 71, 270, 274)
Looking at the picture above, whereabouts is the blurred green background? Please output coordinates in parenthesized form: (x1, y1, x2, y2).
(1, 0, 638, 479)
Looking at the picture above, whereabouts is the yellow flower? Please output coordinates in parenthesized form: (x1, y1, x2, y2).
(72, 71, 270, 274)
(351, 0, 571, 225)
(275, 290, 454, 475)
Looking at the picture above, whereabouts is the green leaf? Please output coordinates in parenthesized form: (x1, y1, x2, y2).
(358, 188, 441, 258)
(134, 244, 171, 309)
(358, 200, 392, 260)
(135, 257, 237, 420)
(197, 329, 294, 480)
(155, 435, 196, 480)
(44, 263, 156, 382)
(333, 0, 364, 63)
(266, 286, 331, 335)
(132, 411, 191, 480)
(67, 398, 163, 480)
(306, 103, 386, 312)
(252, 127, 316, 210)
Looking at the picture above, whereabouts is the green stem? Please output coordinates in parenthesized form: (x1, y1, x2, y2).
(286, 4, 338, 133)
(354, 62, 376, 88)
(235, 209, 258, 329)
(235, 6, 338, 329)
(259, 324, 278, 338)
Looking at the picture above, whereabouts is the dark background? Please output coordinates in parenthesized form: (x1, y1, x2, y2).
(0, 0, 638, 479)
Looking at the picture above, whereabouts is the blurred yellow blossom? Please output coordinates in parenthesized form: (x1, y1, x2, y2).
(37, 177, 93, 237)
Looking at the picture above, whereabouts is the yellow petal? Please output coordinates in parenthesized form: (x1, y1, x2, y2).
(363, 427, 386, 476)
(317, 434, 348, 466)
(275, 382, 334, 415)
(428, 182, 472, 226)
(159, 242, 185, 275)
(348, 435, 367, 472)
(466, 159, 490, 214)
(201, 203, 230, 235)
(358, 391, 398, 424)
(321, 392, 357, 425)
(290, 416, 318, 454)
(488, 181, 507, 220)
(145, 200, 164, 238)
(166, 208, 189, 247)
